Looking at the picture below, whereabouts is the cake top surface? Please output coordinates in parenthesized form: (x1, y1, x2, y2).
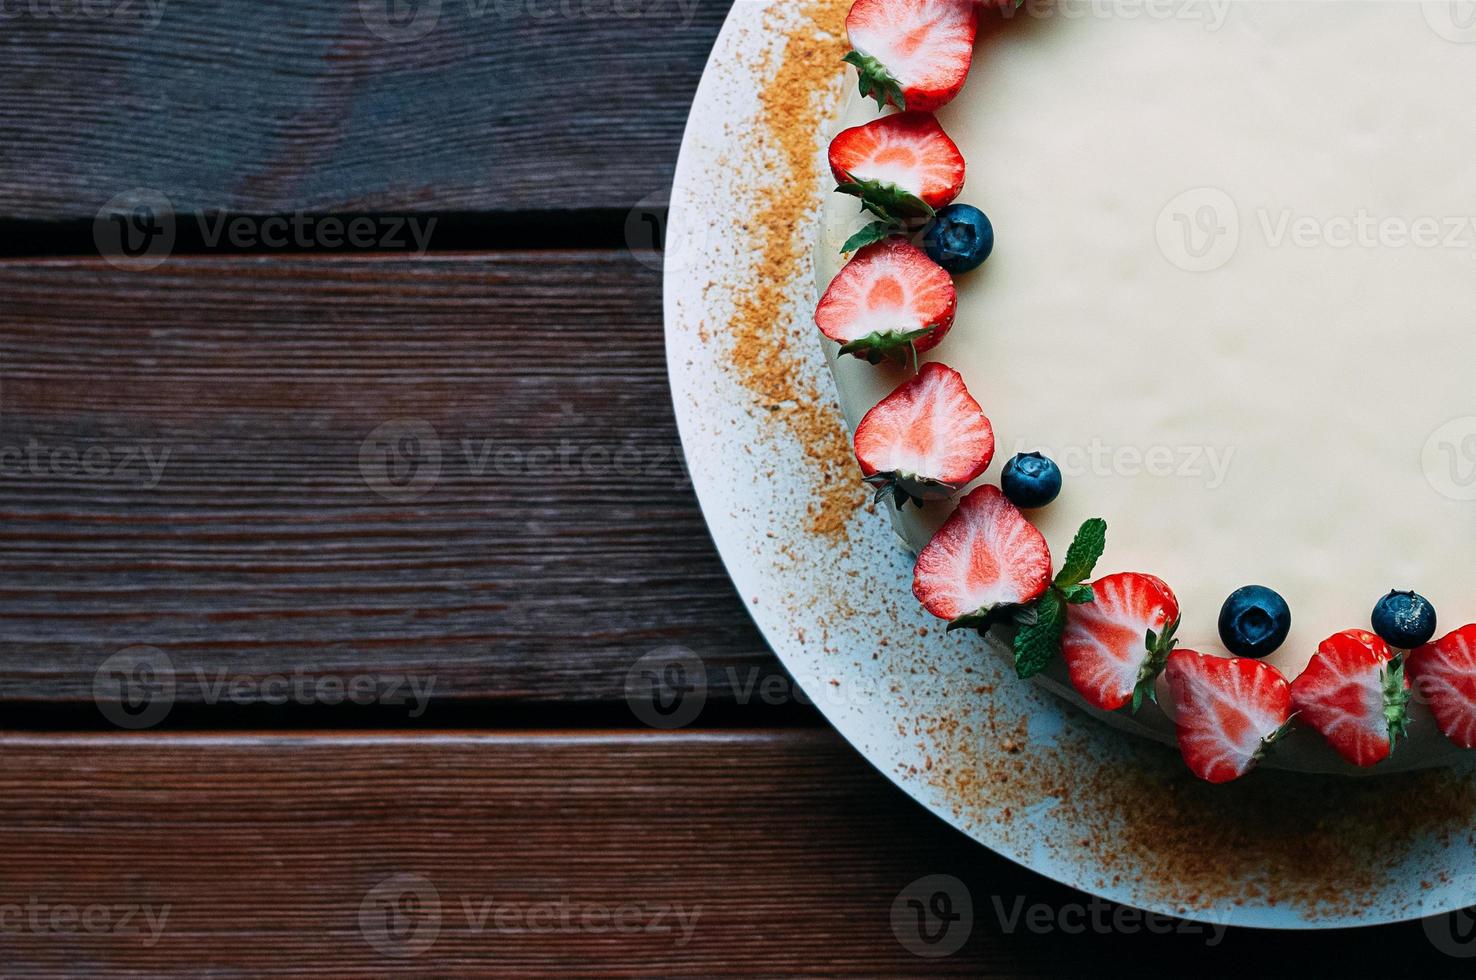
(821, 2, 1476, 678)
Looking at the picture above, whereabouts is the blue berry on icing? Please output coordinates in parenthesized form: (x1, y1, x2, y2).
(1000, 452, 1061, 509)
(922, 204, 994, 273)
(1217, 585, 1292, 659)
(1371, 590, 1437, 649)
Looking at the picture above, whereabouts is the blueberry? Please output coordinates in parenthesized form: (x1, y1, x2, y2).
(922, 204, 994, 274)
(1000, 452, 1062, 509)
(1217, 586, 1291, 659)
(1371, 590, 1437, 649)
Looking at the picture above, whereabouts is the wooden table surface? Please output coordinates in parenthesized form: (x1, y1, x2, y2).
(1, 1, 1472, 975)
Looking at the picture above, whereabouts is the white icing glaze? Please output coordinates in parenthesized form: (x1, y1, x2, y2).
(816, 1, 1476, 773)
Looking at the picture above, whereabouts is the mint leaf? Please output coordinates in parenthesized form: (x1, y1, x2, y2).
(1010, 520, 1106, 680)
(841, 221, 894, 254)
(1061, 583, 1095, 605)
(1013, 590, 1065, 679)
(1055, 518, 1107, 589)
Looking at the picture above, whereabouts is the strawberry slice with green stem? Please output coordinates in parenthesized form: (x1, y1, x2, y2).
(1290, 629, 1411, 767)
(853, 362, 994, 509)
(1059, 571, 1181, 712)
(844, 0, 978, 113)
(1165, 650, 1295, 784)
(912, 485, 1052, 630)
(829, 112, 965, 249)
(814, 239, 956, 367)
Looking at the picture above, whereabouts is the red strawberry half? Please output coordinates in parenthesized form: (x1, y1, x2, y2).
(1408, 624, 1476, 749)
(854, 362, 994, 508)
(1289, 629, 1411, 767)
(912, 484, 1051, 629)
(844, 0, 978, 113)
(815, 239, 956, 365)
(1060, 572, 1180, 713)
(829, 112, 965, 225)
(1164, 650, 1294, 784)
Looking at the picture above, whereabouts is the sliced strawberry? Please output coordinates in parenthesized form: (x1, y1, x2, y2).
(1164, 650, 1294, 784)
(844, 0, 978, 113)
(1408, 624, 1476, 749)
(1289, 629, 1411, 767)
(829, 112, 965, 225)
(815, 239, 956, 366)
(854, 362, 993, 508)
(1060, 572, 1180, 713)
(912, 484, 1051, 629)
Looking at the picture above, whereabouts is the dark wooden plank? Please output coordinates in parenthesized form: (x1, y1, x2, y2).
(0, 252, 780, 708)
(0, 0, 728, 220)
(0, 728, 1452, 978)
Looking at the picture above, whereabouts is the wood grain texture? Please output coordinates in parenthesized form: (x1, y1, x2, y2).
(0, 253, 782, 708)
(0, 0, 728, 220)
(0, 729, 1456, 978)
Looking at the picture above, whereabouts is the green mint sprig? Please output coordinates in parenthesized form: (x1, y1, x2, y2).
(840, 213, 934, 256)
(841, 221, 895, 254)
(1012, 518, 1107, 679)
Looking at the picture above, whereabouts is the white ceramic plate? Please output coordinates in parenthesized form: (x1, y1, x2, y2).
(664, 0, 1476, 931)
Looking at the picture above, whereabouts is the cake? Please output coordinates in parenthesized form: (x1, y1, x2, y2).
(813, 0, 1476, 779)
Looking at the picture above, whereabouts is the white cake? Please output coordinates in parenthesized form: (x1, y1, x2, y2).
(817, 1, 1476, 773)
